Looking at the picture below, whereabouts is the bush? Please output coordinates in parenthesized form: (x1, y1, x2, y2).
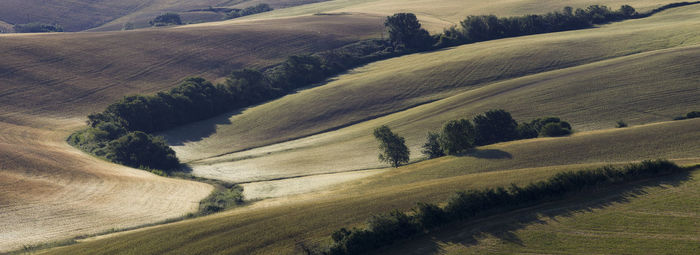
(374, 126, 410, 167)
(616, 120, 628, 128)
(540, 122, 572, 137)
(328, 160, 684, 254)
(14, 22, 63, 33)
(674, 111, 700, 120)
(227, 3, 273, 19)
(150, 13, 182, 26)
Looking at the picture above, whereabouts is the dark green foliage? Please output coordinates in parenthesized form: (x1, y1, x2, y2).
(150, 13, 182, 26)
(527, 117, 572, 137)
(104, 131, 180, 171)
(516, 122, 539, 139)
(674, 111, 700, 120)
(453, 4, 645, 46)
(328, 160, 684, 254)
(227, 4, 273, 19)
(198, 183, 244, 215)
(421, 131, 445, 159)
(439, 119, 475, 155)
(384, 13, 434, 50)
(473, 109, 519, 146)
(14, 22, 63, 33)
(616, 120, 628, 128)
(374, 126, 410, 167)
(540, 122, 572, 137)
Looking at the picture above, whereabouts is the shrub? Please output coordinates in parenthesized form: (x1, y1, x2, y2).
(616, 120, 628, 128)
(150, 13, 182, 26)
(328, 160, 683, 254)
(227, 3, 273, 19)
(374, 126, 410, 167)
(14, 22, 63, 33)
(540, 122, 572, 137)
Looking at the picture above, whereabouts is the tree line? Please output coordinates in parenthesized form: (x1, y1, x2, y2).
(321, 160, 685, 255)
(374, 110, 572, 167)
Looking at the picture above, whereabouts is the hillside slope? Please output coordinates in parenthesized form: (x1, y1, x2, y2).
(0, 13, 381, 251)
(0, 118, 213, 253)
(164, 5, 700, 182)
(0, 14, 382, 118)
(43, 119, 700, 254)
(0, 0, 326, 32)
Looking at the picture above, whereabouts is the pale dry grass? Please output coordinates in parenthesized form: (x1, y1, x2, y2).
(166, 4, 700, 183)
(0, 118, 213, 252)
(241, 0, 686, 32)
(0, 14, 383, 119)
(42, 120, 700, 254)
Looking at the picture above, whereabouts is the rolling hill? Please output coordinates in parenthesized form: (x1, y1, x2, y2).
(1, 0, 698, 254)
(42, 119, 700, 254)
(0, 0, 328, 32)
(163, 4, 700, 183)
(0, 12, 381, 252)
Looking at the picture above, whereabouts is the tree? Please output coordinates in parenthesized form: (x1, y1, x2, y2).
(439, 119, 475, 155)
(384, 13, 433, 49)
(473, 109, 519, 146)
(150, 13, 182, 26)
(104, 131, 180, 171)
(373, 125, 410, 167)
(421, 131, 445, 158)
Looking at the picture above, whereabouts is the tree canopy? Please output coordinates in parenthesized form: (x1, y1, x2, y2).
(374, 125, 410, 167)
(384, 13, 433, 49)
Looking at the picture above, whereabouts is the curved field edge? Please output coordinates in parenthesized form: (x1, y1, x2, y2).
(0, 118, 214, 253)
(166, 3, 700, 167)
(171, 43, 700, 183)
(41, 119, 700, 254)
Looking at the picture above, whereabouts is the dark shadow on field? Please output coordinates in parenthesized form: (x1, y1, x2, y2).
(461, 149, 513, 159)
(373, 167, 697, 255)
(161, 109, 236, 146)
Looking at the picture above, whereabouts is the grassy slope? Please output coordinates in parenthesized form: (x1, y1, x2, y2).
(0, 13, 381, 252)
(0, 0, 325, 32)
(164, 5, 700, 182)
(240, 0, 683, 32)
(43, 119, 700, 254)
(0, 14, 382, 119)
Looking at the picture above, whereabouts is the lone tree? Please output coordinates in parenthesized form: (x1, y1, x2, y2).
(374, 125, 410, 167)
(384, 13, 433, 49)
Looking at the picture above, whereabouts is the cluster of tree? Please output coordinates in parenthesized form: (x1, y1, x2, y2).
(150, 13, 183, 26)
(69, 129, 179, 172)
(226, 4, 273, 19)
(13, 22, 64, 33)
(422, 110, 572, 158)
(673, 111, 700, 120)
(325, 160, 683, 254)
(435, 5, 638, 47)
